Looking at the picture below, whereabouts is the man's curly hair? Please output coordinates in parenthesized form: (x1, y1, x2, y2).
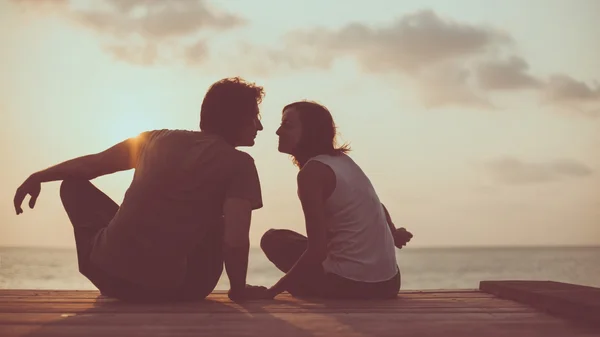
(200, 77, 265, 144)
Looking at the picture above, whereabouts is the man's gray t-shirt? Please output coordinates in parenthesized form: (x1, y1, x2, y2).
(90, 129, 262, 289)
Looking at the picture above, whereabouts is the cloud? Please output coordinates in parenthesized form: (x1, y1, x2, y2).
(277, 10, 512, 74)
(72, 0, 244, 40)
(229, 9, 512, 108)
(217, 42, 337, 76)
(227, 9, 520, 108)
(418, 64, 493, 109)
(485, 157, 593, 185)
(11, 0, 66, 6)
(476, 56, 542, 90)
(11, 0, 67, 13)
(12, 2, 600, 116)
(184, 40, 208, 66)
(12, 0, 244, 66)
(229, 9, 598, 115)
(539, 75, 600, 117)
(103, 42, 158, 66)
(544, 75, 600, 103)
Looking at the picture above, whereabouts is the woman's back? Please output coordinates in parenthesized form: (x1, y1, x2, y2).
(307, 153, 398, 282)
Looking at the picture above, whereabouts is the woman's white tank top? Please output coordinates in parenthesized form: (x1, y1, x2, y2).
(307, 154, 398, 282)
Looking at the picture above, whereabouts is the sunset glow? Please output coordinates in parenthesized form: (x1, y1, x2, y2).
(1, 0, 599, 249)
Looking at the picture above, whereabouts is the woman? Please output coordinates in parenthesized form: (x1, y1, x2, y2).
(261, 101, 413, 299)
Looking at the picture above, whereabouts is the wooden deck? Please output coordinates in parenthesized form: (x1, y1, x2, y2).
(0, 281, 598, 337)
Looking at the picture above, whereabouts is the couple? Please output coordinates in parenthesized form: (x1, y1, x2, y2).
(13, 77, 413, 302)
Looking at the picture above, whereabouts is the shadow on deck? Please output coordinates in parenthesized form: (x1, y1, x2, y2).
(0, 281, 598, 337)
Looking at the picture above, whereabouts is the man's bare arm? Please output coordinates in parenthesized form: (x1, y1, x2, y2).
(14, 136, 143, 214)
(223, 198, 253, 300)
(33, 137, 142, 183)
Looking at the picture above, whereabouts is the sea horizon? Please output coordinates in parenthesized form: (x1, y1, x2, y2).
(1, 244, 599, 251)
(2, 245, 599, 291)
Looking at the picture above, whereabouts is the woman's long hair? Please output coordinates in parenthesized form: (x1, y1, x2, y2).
(283, 101, 351, 168)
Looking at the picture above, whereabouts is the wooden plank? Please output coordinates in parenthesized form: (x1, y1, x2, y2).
(0, 305, 533, 314)
(1, 313, 599, 337)
(0, 291, 540, 318)
(0, 287, 597, 337)
(0, 289, 486, 298)
(0, 293, 496, 301)
(0, 296, 532, 314)
(0, 294, 500, 304)
(14, 289, 473, 293)
(0, 312, 564, 325)
(480, 281, 600, 327)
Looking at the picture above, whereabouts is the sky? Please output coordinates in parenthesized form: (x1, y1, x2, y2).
(1, 0, 599, 249)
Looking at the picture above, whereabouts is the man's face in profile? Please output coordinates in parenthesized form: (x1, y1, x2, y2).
(236, 104, 263, 147)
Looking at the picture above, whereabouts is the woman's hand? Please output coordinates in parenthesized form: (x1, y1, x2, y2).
(393, 227, 413, 249)
(228, 284, 273, 302)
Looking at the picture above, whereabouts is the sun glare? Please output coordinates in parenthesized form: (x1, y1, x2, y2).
(102, 94, 167, 145)
(107, 117, 150, 144)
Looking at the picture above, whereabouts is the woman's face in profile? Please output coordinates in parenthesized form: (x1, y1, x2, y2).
(276, 108, 302, 155)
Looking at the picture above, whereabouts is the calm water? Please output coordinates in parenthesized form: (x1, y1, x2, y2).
(1, 246, 599, 291)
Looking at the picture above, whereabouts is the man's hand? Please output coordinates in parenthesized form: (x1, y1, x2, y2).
(265, 286, 282, 300)
(393, 227, 413, 249)
(228, 284, 272, 302)
(14, 174, 41, 215)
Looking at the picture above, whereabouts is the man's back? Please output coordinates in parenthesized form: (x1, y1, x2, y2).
(90, 129, 262, 289)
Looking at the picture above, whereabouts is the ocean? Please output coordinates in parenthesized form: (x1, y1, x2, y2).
(1, 246, 599, 291)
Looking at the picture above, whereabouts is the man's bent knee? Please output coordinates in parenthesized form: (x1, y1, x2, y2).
(60, 178, 90, 203)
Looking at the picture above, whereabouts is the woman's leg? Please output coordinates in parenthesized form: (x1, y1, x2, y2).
(323, 270, 401, 300)
(260, 229, 307, 272)
(260, 228, 400, 299)
(260, 229, 325, 297)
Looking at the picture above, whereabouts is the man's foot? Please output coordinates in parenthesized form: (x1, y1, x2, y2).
(393, 227, 413, 249)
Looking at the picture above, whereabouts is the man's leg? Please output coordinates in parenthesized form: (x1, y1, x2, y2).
(178, 222, 225, 300)
(260, 229, 324, 297)
(60, 178, 119, 292)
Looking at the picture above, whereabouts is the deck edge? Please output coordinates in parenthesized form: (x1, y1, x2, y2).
(479, 280, 600, 327)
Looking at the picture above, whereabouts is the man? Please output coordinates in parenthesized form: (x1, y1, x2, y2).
(14, 77, 269, 302)
(261, 101, 413, 299)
